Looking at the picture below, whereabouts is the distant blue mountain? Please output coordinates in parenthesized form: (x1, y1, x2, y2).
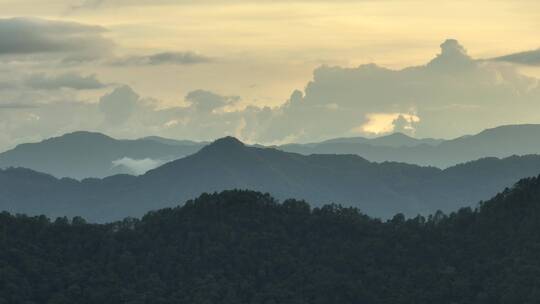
(0, 131, 204, 179)
(2, 136, 540, 222)
(316, 132, 443, 147)
(279, 124, 540, 168)
(2, 124, 540, 180)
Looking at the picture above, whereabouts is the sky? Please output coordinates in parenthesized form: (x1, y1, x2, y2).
(0, 0, 540, 150)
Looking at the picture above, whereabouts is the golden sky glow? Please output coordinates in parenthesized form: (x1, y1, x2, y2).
(0, 0, 540, 147)
(2, 0, 540, 106)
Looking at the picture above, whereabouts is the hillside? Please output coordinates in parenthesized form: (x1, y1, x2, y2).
(280, 124, 540, 168)
(2, 178, 540, 303)
(2, 137, 540, 222)
(0, 131, 204, 179)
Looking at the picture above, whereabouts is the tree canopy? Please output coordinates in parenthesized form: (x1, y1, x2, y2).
(2, 176, 540, 303)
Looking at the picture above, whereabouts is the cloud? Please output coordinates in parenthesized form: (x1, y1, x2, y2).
(353, 113, 419, 135)
(426, 39, 476, 72)
(1, 39, 540, 150)
(244, 39, 540, 142)
(0, 103, 38, 109)
(392, 114, 418, 135)
(111, 52, 212, 66)
(142, 90, 246, 140)
(112, 157, 163, 175)
(73, 0, 106, 9)
(0, 86, 244, 151)
(99, 85, 141, 125)
(185, 89, 239, 113)
(491, 48, 540, 66)
(0, 100, 101, 151)
(0, 81, 17, 90)
(0, 17, 113, 59)
(0, 18, 205, 67)
(72, 0, 373, 9)
(24, 72, 108, 90)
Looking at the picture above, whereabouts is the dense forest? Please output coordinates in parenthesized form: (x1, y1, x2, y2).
(3, 176, 540, 303)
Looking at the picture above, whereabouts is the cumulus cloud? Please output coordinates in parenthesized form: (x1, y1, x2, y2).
(353, 113, 419, 135)
(24, 72, 107, 90)
(111, 52, 212, 66)
(0, 17, 113, 59)
(139, 90, 246, 140)
(425, 39, 477, 74)
(2, 39, 540, 151)
(99, 85, 141, 125)
(112, 157, 163, 175)
(248, 39, 540, 142)
(185, 89, 239, 113)
(491, 48, 540, 66)
(392, 114, 418, 135)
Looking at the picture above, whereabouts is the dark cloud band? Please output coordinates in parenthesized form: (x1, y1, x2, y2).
(491, 48, 540, 66)
(111, 52, 212, 66)
(0, 17, 113, 57)
(24, 73, 108, 90)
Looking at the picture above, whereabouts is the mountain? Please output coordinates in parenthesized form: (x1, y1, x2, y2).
(140, 136, 206, 147)
(0, 131, 205, 179)
(279, 124, 540, 168)
(318, 132, 443, 147)
(3, 178, 540, 303)
(2, 124, 538, 179)
(2, 136, 540, 222)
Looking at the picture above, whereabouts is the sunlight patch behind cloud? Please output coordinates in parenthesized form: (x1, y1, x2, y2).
(354, 113, 420, 135)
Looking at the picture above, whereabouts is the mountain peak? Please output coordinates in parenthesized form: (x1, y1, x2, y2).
(26, 131, 115, 147)
(199, 136, 246, 154)
(213, 136, 245, 146)
(382, 132, 413, 139)
(61, 131, 113, 139)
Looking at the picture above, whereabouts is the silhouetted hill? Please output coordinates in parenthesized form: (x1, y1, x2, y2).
(3, 179, 540, 303)
(0, 131, 204, 179)
(3, 137, 540, 222)
(280, 124, 540, 168)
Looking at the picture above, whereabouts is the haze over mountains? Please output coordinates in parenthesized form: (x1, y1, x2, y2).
(302, 132, 443, 147)
(3, 136, 540, 222)
(280, 124, 540, 168)
(1, 124, 539, 180)
(0, 131, 205, 179)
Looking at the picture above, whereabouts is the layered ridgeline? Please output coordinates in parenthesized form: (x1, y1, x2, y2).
(3, 177, 540, 303)
(3, 137, 540, 222)
(0, 131, 205, 179)
(2, 124, 540, 180)
(280, 124, 540, 168)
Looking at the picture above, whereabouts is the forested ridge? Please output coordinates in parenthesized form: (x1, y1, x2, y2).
(3, 176, 540, 303)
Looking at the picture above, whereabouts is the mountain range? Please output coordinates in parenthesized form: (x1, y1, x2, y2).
(2, 124, 540, 180)
(3, 136, 540, 222)
(280, 124, 540, 168)
(0, 131, 205, 179)
(297, 132, 443, 147)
